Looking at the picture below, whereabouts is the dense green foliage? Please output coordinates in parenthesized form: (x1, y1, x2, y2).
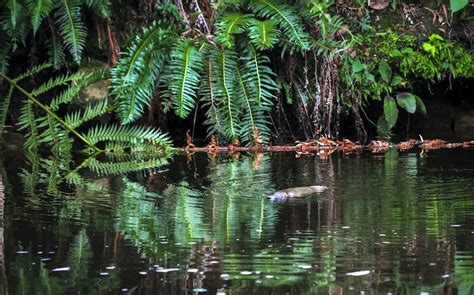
(1, 0, 473, 148)
(0, 65, 172, 154)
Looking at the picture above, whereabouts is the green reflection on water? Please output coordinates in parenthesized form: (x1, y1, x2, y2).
(1, 149, 474, 294)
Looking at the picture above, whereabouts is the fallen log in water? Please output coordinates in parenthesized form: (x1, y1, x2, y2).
(180, 136, 474, 155)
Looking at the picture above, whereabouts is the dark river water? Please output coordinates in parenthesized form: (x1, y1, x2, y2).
(1, 148, 474, 294)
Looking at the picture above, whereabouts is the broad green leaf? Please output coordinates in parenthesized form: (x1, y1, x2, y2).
(379, 60, 392, 83)
(352, 60, 364, 73)
(377, 115, 390, 137)
(391, 75, 403, 87)
(366, 72, 375, 82)
(415, 96, 427, 115)
(383, 95, 398, 129)
(396, 92, 416, 113)
(450, 0, 468, 13)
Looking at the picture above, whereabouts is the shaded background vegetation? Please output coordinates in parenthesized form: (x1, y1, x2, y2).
(0, 0, 473, 150)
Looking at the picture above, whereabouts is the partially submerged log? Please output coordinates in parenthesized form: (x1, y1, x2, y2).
(181, 136, 474, 155)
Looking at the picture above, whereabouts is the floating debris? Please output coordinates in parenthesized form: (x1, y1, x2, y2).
(139, 271, 147, 275)
(99, 272, 109, 276)
(297, 264, 312, 269)
(442, 274, 450, 279)
(106, 266, 116, 270)
(16, 251, 28, 255)
(240, 271, 252, 275)
(52, 267, 70, 272)
(192, 288, 207, 293)
(187, 268, 199, 273)
(220, 274, 229, 278)
(451, 224, 462, 228)
(156, 268, 179, 273)
(346, 270, 371, 276)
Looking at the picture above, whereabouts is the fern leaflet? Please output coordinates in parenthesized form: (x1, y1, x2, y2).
(168, 39, 203, 118)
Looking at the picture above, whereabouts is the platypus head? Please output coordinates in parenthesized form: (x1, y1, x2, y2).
(266, 191, 288, 201)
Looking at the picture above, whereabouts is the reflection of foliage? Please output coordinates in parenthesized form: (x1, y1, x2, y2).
(114, 155, 279, 259)
(455, 253, 474, 295)
(9, 230, 121, 294)
(5, 150, 474, 294)
(206, 156, 277, 242)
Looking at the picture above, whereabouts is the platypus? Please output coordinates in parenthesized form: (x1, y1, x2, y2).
(267, 185, 328, 201)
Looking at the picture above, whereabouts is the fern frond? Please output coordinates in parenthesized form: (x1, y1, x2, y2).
(241, 46, 278, 106)
(84, 0, 110, 18)
(27, 0, 54, 33)
(0, 85, 13, 133)
(110, 24, 172, 124)
(47, 22, 66, 69)
(49, 84, 83, 110)
(247, 19, 280, 50)
(6, 0, 25, 29)
(214, 49, 240, 140)
(64, 99, 109, 129)
(31, 71, 85, 97)
(87, 157, 170, 176)
(36, 114, 62, 145)
(215, 13, 253, 48)
(235, 61, 271, 145)
(250, 0, 310, 51)
(14, 62, 53, 82)
(0, 38, 10, 72)
(168, 39, 203, 118)
(64, 171, 84, 185)
(18, 101, 39, 151)
(1, 1, 29, 47)
(55, 0, 87, 63)
(200, 54, 224, 137)
(85, 124, 172, 146)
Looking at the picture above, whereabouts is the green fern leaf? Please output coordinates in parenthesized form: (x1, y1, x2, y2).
(0, 86, 13, 133)
(241, 46, 278, 106)
(235, 63, 269, 145)
(87, 157, 170, 176)
(214, 48, 241, 140)
(18, 101, 39, 151)
(168, 39, 203, 118)
(247, 19, 280, 50)
(111, 25, 171, 124)
(36, 114, 61, 145)
(55, 0, 87, 63)
(84, 0, 110, 18)
(14, 62, 53, 82)
(27, 0, 54, 33)
(250, 0, 310, 50)
(0, 37, 10, 72)
(64, 99, 109, 129)
(47, 23, 66, 69)
(1, 1, 29, 47)
(31, 71, 85, 97)
(85, 124, 172, 146)
(215, 12, 253, 48)
(6, 0, 25, 29)
(200, 53, 224, 138)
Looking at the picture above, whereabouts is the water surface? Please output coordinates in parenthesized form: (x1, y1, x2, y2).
(1, 148, 474, 294)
